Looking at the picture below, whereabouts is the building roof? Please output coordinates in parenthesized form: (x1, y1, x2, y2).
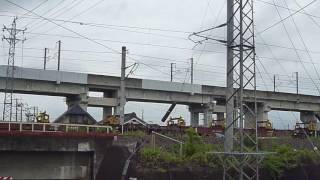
(123, 112, 147, 126)
(54, 104, 97, 124)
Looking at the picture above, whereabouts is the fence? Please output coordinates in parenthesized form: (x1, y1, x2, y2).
(0, 121, 113, 134)
(151, 131, 184, 156)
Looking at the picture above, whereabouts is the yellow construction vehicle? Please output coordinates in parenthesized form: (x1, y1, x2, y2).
(36, 112, 50, 123)
(258, 120, 273, 130)
(294, 121, 317, 138)
(166, 116, 186, 127)
(258, 120, 273, 137)
(99, 115, 120, 126)
(211, 119, 225, 128)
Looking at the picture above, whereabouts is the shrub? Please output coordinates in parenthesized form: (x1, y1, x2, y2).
(139, 147, 181, 168)
(262, 145, 320, 179)
(184, 128, 203, 157)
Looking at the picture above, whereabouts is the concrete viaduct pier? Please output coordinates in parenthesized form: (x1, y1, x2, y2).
(1, 65, 320, 126)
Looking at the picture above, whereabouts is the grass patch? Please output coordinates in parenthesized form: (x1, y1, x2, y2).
(123, 130, 146, 137)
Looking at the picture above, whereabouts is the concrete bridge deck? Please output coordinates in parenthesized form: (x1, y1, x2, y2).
(1, 65, 319, 125)
(0, 65, 318, 110)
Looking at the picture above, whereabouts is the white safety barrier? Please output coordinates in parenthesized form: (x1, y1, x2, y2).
(0, 122, 112, 134)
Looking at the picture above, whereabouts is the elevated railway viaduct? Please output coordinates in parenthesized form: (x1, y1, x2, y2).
(1, 65, 320, 126)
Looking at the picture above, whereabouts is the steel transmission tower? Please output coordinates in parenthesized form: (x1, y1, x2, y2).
(2, 17, 25, 121)
(189, 0, 264, 178)
(224, 0, 262, 179)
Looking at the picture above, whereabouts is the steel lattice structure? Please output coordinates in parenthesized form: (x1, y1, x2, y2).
(224, 0, 261, 179)
(2, 17, 25, 121)
(188, 0, 265, 178)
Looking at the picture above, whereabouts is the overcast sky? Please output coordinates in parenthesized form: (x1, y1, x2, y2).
(0, 0, 319, 129)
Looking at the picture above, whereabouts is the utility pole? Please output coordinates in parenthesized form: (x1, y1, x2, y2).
(2, 17, 26, 121)
(190, 58, 194, 84)
(141, 109, 144, 121)
(120, 46, 126, 134)
(273, 75, 276, 92)
(170, 63, 175, 82)
(57, 40, 61, 71)
(295, 72, 299, 95)
(19, 102, 23, 122)
(44, 48, 48, 70)
(33, 106, 36, 122)
(15, 99, 18, 122)
(32, 106, 38, 122)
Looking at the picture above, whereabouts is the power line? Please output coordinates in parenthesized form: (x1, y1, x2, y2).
(0, 12, 193, 41)
(3, 12, 320, 54)
(269, 0, 320, 94)
(255, 0, 320, 20)
(20, 30, 320, 56)
(282, 0, 320, 90)
(21, 0, 65, 28)
(257, 0, 316, 34)
(24, 31, 223, 53)
(4, 0, 120, 54)
(27, 0, 83, 32)
(24, 0, 49, 15)
(27, 0, 107, 41)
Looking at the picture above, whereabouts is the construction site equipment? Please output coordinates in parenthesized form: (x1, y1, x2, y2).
(258, 120, 273, 137)
(211, 118, 225, 128)
(161, 103, 176, 122)
(100, 115, 120, 126)
(166, 117, 186, 127)
(294, 122, 317, 138)
(36, 112, 49, 123)
(257, 120, 272, 130)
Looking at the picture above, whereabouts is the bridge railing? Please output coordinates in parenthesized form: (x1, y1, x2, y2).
(0, 122, 113, 134)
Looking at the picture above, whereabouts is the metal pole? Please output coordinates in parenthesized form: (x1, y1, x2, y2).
(296, 72, 298, 95)
(170, 63, 174, 82)
(273, 75, 276, 92)
(120, 46, 126, 134)
(44, 48, 47, 70)
(239, 2, 245, 178)
(15, 99, 18, 122)
(33, 106, 36, 122)
(57, 40, 61, 71)
(191, 58, 194, 84)
(20, 103, 23, 122)
(225, 0, 235, 152)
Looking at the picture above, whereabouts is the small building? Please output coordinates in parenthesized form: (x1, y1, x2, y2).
(123, 112, 147, 127)
(54, 104, 97, 125)
(123, 112, 148, 131)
